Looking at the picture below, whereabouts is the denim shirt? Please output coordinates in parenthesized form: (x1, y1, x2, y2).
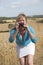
(9, 25, 37, 46)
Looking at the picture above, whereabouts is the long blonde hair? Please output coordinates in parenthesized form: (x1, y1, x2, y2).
(16, 13, 27, 22)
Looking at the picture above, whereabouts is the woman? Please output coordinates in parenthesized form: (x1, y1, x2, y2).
(9, 13, 37, 65)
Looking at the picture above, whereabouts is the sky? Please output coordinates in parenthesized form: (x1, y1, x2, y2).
(0, 0, 43, 17)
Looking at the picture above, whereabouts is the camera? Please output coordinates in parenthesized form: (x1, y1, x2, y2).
(19, 23, 24, 28)
(18, 23, 26, 32)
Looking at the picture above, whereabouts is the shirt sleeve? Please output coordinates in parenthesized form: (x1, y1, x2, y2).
(28, 25, 37, 43)
(9, 29, 16, 43)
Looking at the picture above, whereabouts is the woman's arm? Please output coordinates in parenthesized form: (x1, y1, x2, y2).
(9, 29, 18, 43)
(9, 22, 19, 43)
(27, 27, 35, 39)
(27, 26, 37, 43)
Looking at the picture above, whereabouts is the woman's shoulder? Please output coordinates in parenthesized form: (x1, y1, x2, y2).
(10, 28, 16, 34)
(10, 27, 16, 31)
(28, 25, 33, 29)
(28, 25, 35, 33)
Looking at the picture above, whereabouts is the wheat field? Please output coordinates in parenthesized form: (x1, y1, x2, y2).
(0, 18, 43, 65)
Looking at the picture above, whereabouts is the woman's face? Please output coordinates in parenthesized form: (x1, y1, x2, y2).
(17, 17, 26, 34)
(18, 17, 26, 24)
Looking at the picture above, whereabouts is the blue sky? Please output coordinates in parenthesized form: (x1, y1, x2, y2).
(0, 0, 43, 17)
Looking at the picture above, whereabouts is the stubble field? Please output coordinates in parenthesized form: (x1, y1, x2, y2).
(0, 18, 43, 65)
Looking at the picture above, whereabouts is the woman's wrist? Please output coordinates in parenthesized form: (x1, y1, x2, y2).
(26, 26, 30, 32)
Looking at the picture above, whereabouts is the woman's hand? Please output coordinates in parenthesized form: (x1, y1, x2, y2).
(15, 22, 19, 32)
(24, 23, 28, 30)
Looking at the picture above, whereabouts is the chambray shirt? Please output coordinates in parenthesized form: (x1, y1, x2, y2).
(9, 25, 37, 46)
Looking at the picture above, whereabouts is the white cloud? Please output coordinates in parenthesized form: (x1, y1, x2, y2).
(11, 2, 20, 5)
(0, 0, 42, 8)
(0, 0, 43, 17)
(10, 1, 29, 9)
(10, 0, 42, 9)
(11, 5, 19, 8)
(10, 2, 20, 8)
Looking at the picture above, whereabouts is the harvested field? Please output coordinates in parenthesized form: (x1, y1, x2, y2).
(0, 18, 43, 65)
